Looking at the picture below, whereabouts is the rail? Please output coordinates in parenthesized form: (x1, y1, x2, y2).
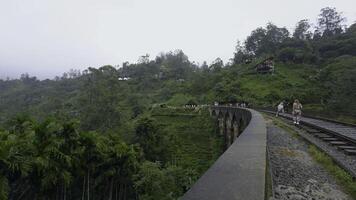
(260, 109, 356, 145)
(260, 109, 356, 178)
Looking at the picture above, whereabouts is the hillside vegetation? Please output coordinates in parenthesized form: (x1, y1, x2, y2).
(0, 7, 355, 199)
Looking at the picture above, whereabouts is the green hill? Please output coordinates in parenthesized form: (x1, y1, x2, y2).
(0, 7, 356, 199)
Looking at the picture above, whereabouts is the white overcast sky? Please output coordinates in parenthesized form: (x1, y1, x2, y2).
(0, 0, 355, 79)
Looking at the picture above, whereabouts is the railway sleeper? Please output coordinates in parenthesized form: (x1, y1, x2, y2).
(329, 141, 348, 146)
(337, 145, 356, 150)
(266, 111, 356, 158)
(343, 149, 356, 155)
(293, 123, 356, 156)
(313, 133, 332, 138)
(303, 127, 322, 134)
(322, 137, 340, 141)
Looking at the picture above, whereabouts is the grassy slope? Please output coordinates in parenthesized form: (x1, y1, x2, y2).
(152, 108, 223, 174)
(232, 59, 356, 123)
(236, 62, 320, 105)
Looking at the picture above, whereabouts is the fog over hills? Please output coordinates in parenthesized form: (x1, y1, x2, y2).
(1, 0, 356, 79)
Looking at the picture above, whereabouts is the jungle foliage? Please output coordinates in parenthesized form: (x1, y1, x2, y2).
(0, 7, 356, 199)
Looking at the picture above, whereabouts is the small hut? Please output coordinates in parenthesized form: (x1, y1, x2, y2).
(255, 57, 274, 74)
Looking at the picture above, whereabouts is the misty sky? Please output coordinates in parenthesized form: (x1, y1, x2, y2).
(1, 0, 355, 79)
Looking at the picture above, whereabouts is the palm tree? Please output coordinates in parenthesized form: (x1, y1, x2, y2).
(96, 134, 139, 200)
(0, 129, 33, 199)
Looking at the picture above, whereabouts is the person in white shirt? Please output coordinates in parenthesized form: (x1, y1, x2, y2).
(276, 102, 284, 117)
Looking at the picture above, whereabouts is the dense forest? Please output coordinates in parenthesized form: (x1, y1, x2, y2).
(1, 7, 356, 199)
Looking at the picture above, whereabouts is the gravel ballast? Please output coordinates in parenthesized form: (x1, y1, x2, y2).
(266, 118, 352, 200)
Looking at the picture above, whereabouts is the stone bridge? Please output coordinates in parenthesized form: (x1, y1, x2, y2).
(210, 106, 252, 149)
(182, 106, 267, 200)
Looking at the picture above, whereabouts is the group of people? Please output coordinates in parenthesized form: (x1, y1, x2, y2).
(213, 102, 249, 108)
(237, 102, 248, 108)
(276, 99, 303, 125)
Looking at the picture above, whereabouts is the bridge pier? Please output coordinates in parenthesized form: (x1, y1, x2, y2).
(225, 117, 232, 149)
(218, 117, 225, 136)
(215, 111, 245, 149)
(232, 120, 239, 142)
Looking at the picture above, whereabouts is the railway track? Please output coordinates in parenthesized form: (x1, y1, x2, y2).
(260, 110, 356, 156)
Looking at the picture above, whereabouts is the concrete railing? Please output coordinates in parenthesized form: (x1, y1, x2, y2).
(182, 107, 267, 200)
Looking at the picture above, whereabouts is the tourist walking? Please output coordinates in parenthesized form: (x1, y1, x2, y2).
(276, 102, 284, 117)
(292, 99, 302, 125)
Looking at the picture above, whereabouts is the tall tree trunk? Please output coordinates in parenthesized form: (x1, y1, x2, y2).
(118, 183, 122, 200)
(56, 185, 59, 200)
(61, 183, 64, 200)
(64, 184, 67, 200)
(115, 183, 118, 200)
(108, 178, 114, 200)
(123, 184, 126, 200)
(87, 169, 90, 200)
(82, 175, 86, 200)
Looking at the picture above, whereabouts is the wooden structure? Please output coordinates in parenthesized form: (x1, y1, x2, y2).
(255, 57, 274, 74)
